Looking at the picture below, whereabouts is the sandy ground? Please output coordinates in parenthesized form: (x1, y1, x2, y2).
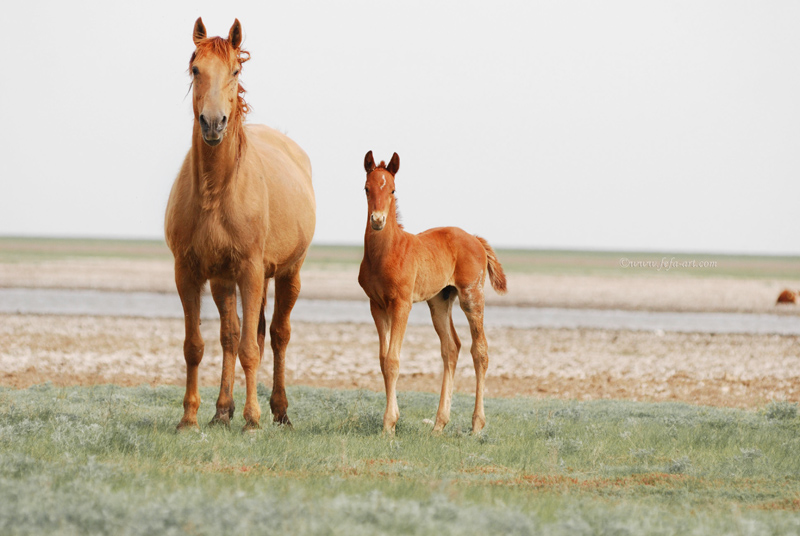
(0, 258, 798, 410)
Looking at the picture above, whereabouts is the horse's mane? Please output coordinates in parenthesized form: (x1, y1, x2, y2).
(190, 37, 251, 155)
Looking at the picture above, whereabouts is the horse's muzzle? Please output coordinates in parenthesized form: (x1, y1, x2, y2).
(199, 113, 228, 147)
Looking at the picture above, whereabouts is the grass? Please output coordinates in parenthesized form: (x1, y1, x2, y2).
(1, 384, 800, 535)
(2, 236, 799, 279)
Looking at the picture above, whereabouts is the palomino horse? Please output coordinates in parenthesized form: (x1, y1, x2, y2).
(358, 151, 507, 435)
(165, 18, 315, 430)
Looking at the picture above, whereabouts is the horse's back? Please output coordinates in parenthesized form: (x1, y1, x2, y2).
(246, 124, 312, 187)
(244, 124, 316, 270)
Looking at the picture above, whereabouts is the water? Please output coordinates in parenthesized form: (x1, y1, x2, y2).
(0, 287, 797, 335)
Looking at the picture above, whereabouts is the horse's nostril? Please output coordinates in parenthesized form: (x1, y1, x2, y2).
(199, 114, 208, 129)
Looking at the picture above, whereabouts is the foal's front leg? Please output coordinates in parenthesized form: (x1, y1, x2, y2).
(380, 299, 411, 435)
(237, 262, 266, 429)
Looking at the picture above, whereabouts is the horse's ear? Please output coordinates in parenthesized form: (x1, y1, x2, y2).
(193, 17, 207, 46)
(228, 19, 243, 49)
(387, 152, 400, 176)
(364, 151, 376, 173)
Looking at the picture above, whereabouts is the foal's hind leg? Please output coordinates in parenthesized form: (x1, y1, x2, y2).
(457, 280, 490, 434)
(210, 278, 240, 425)
(269, 268, 302, 426)
(427, 289, 460, 432)
(175, 263, 205, 429)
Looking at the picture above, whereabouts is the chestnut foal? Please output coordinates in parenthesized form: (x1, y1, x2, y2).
(358, 151, 507, 435)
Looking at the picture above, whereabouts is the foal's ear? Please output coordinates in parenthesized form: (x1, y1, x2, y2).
(228, 19, 243, 49)
(193, 17, 207, 46)
(364, 151, 376, 173)
(387, 152, 400, 176)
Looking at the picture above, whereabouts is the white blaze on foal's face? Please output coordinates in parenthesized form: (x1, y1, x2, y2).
(365, 169, 395, 231)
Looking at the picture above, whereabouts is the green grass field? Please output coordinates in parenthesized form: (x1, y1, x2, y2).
(1, 236, 798, 279)
(1, 384, 800, 535)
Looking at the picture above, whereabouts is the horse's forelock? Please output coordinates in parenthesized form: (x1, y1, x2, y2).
(191, 36, 250, 68)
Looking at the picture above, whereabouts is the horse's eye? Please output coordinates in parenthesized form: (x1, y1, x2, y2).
(364, 187, 369, 194)
(391, 190, 395, 194)
(233, 69, 240, 77)
(192, 66, 199, 76)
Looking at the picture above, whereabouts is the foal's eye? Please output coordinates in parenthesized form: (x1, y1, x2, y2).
(391, 190, 395, 194)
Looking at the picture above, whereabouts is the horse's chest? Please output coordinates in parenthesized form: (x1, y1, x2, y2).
(188, 216, 242, 278)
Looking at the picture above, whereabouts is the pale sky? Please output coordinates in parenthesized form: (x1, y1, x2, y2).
(1, 1, 798, 254)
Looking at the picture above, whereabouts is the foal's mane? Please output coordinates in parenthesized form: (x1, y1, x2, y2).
(190, 37, 251, 154)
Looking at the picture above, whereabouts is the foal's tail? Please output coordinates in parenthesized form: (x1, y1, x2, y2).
(476, 236, 507, 295)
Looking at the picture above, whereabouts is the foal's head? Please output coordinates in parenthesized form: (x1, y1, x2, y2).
(189, 18, 250, 147)
(364, 151, 400, 231)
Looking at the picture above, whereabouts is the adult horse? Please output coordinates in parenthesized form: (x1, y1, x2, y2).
(165, 18, 315, 430)
(358, 151, 506, 435)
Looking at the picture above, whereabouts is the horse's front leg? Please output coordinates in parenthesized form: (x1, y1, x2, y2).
(381, 299, 411, 435)
(175, 262, 205, 429)
(210, 278, 239, 426)
(237, 262, 266, 430)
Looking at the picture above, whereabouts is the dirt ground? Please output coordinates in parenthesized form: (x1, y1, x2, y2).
(0, 259, 799, 410)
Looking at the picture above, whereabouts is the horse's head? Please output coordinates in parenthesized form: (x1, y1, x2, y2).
(189, 18, 249, 147)
(363, 151, 400, 231)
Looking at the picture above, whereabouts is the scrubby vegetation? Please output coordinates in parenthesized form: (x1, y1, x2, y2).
(1, 384, 800, 535)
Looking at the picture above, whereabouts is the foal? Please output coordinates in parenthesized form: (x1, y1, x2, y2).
(358, 151, 507, 434)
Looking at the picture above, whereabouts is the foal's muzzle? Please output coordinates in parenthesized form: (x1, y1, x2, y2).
(370, 212, 386, 231)
(199, 113, 228, 146)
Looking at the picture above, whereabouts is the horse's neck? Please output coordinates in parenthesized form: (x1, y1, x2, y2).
(191, 123, 245, 205)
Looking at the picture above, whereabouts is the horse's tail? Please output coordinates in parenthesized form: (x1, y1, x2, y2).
(476, 236, 507, 295)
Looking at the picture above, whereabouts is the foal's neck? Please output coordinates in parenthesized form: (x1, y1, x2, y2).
(364, 216, 405, 262)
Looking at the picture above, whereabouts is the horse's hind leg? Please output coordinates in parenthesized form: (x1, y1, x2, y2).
(269, 268, 301, 426)
(427, 288, 460, 432)
(457, 280, 489, 434)
(175, 263, 205, 429)
(210, 278, 240, 425)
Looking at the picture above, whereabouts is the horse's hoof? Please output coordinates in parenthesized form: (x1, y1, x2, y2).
(273, 414, 293, 428)
(242, 421, 262, 433)
(176, 420, 199, 432)
(209, 414, 231, 427)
